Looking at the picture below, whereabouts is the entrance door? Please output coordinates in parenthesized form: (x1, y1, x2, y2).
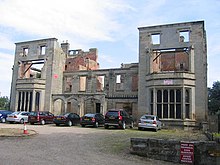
(96, 103, 101, 113)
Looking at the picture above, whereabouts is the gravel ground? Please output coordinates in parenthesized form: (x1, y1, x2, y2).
(0, 123, 207, 165)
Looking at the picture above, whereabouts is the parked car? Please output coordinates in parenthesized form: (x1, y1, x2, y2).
(28, 111, 54, 125)
(104, 109, 134, 129)
(80, 113, 105, 128)
(138, 114, 162, 131)
(0, 110, 14, 123)
(53, 113, 80, 126)
(6, 111, 29, 124)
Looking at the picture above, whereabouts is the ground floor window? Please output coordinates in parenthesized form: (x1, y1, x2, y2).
(150, 88, 190, 119)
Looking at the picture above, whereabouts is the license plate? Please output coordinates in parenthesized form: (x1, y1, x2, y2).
(84, 119, 89, 121)
(57, 117, 61, 120)
(109, 116, 115, 119)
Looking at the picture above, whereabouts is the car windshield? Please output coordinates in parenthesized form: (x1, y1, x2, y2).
(141, 115, 154, 120)
(106, 111, 118, 117)
(84, 114, 95, 117)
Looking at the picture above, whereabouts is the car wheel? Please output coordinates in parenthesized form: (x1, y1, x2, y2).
(138, 127, 142, 130)
(20, 119, 24, 124)
(104, 125, 109, 129)
(81, 124, 85, 127)
(41, 119, 45, 125)
(94, 122, 99, 128)
(30, 122, 34, 125)
(130, 122, 134, 128)
(68, 120, 72, 127)
(122, 122, 126, 130)
(55, 123, 60, 126)
(1, 118, 6, 123)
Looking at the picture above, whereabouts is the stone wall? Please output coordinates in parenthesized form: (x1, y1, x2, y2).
(130, 138, 217, 165)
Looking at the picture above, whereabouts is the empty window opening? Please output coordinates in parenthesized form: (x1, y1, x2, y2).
(97, 75, 105, 91)
(152, 49, 189, 73)
(116, 75, 121, 83)
(151, 34, 160, 45)
(179, 31, 189, 42)
(35, 92, 40, 111)
(19, 60, 45, 79)
(65, 77, 72, 92)
(23, 48, 29, 56)
(40, 46, 46, 55)
(68, 50, 79, 55)
(79, 76, 87, 91)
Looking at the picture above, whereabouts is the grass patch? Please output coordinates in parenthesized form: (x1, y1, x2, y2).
(213, 133, 220, 138)
(96, 128, 208, 155)
(0, 128, 23, 136)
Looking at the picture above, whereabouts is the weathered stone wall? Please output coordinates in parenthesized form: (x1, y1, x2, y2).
(130, 138, 217, 165)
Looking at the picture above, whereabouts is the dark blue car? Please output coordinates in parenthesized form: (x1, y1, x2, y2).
(0, 110, 14, 123)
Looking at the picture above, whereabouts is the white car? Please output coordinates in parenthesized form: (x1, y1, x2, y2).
(138, 114, 162, 131)
(6, 111, 29, 124)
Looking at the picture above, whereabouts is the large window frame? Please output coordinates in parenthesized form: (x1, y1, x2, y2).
(150, 88, 190, 119)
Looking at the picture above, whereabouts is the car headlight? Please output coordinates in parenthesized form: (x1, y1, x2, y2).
(0, 114, 2, 117)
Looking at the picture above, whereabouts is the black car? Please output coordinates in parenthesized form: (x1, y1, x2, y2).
(104, 109, 134, 129)
(80, 113, 105, 128)
(53, 113, 80, 126)
(0, 110, 14, 123)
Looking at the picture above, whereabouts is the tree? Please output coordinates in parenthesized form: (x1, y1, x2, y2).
(0, 96, 10, 110)
(208, 81, 220, 114)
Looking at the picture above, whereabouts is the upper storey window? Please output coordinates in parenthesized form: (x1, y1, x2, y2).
(40, 45, 46, 55)
(151, 33, 160, 45)
(179, 31, 189, 42)
(23, 48, 29, 56)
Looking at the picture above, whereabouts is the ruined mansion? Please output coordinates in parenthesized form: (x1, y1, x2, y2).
(10, 21, 208, 127)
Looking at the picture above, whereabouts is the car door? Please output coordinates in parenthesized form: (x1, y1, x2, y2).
(72, 113, 80, 125)
(156, 116, 162, 129)
(21, 112, 29, 122)
(47, 112, 54, 123)
(123, 111, 130, 125)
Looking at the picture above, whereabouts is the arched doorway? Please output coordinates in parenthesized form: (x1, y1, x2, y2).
(53, 98, 65, 115)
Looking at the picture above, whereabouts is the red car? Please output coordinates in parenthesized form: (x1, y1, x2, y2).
(29, 111, 54, 125)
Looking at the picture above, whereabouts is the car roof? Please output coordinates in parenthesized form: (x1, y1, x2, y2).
(141, 114, 157, 117)
(107, 109, 124, 111)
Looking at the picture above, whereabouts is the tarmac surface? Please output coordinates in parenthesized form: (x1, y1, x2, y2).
(0, 123, 182, 165)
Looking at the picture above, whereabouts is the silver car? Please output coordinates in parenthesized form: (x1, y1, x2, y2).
(6, 112, 29, 124)
(138, 115, 162, 131)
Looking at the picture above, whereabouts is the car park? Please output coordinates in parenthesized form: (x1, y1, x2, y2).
(53, 113, 80, 126)
(138, 114, 162, 131)
(0, 110, 14, 123)
(104, 109, 134, 129)
(80, 113, 105, 128)
(29, 111, 54, 125)
(6, 111, 29, 124)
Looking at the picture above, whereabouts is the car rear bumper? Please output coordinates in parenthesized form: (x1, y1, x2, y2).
(138, 123, 157, 129)
(104, 122, 121, 126)
(80, 121, 95, 125)
(53, 120, 67, 124)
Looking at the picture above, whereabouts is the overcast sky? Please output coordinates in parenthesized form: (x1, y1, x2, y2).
(0, 0, 220, 97)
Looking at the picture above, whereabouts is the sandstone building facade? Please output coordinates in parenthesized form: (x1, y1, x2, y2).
(10, 21, 207, 127)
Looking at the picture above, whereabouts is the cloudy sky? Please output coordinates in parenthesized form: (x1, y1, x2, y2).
(0, 0, 220, 97)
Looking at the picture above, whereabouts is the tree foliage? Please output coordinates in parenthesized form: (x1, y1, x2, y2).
(0, 96, 10, 110)
(208, 81, 220, 114)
